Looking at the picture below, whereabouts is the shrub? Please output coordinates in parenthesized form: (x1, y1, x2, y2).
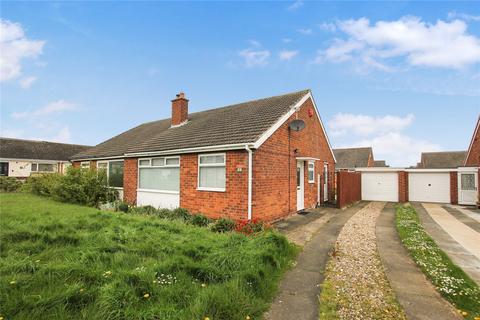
(116, 201, 129, 213)
(172, 207, 191, 220)
(129, 205, 159, 216)
(23, 173, 62, 196)
(235, 218, 268, 235)
(210, 218, 236, 233)
(189, 214, 212, 227)
(0, 176, 22, 192)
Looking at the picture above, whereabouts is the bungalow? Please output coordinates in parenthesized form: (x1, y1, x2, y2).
(0, 138, 91, 178)
(416, 151, 467, 168)
(332, 147, 375, 171)
(71, 90, 336, 221)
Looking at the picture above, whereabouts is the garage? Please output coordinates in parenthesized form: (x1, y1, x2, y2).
(408, 172, 450, 203)
(361, 171, 398, 202)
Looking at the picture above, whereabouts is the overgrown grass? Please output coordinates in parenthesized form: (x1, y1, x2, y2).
(0, 193, 298, 320)
(396, 204, 480, 320)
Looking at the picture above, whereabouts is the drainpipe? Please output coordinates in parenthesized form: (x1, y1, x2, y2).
(245, 145, 253, 220)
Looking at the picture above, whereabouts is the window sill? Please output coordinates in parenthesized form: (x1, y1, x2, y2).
(197, 187, 226, 193)
(308, 181, 315, 184)
(137, 188, 179, 195)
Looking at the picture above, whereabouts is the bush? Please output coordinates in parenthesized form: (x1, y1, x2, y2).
(172, 207, 191, 220)
(0, 176, 22, 192)
(210, 218, 236, 233)
(24, 167, 118, 208)
(189, 214, 212, 227)
(129, 205, 158, 216)
(235, 218, 268, 235)
(116, 201, 130, 213)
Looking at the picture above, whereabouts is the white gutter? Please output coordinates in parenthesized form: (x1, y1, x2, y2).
(124, 143, 249, 158)
(245, 144, 253, 220)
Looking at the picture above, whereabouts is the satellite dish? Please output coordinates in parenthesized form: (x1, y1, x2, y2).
(289, 119, 305, 131)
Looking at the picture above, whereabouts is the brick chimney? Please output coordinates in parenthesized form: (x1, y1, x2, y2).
(171, 92, 189, 126)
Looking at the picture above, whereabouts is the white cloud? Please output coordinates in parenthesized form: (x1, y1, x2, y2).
(238, 48, 270, 67)
(448, 11, 480, 22)
(51, 126, 71, 143)
(19, 75, 37, 89)
(287, 0, 303, 11)
(317, 16, 480, 70)
(297, 28, 313, 35)
(11, 100, 76, 119)
(282, 38, 292, 43)
(0, 19, 45, 82)
(248, 39, 261, 47)
(279, 50, 299, 61)
(328, 113, 415, 136)
(319, 22, 337, 32)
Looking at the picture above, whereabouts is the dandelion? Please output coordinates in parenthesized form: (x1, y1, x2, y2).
(462, 311, 468, 317)
(143, 293, 150, 299)
(0, 316, 4, 320)
(246, 316, 251, 320)
(204, 317, 210, 320)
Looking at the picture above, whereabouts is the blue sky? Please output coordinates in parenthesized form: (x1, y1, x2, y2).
(1, 1, 479, 166)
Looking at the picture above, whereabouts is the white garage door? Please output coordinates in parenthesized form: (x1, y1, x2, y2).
(361, 172, 399, 202)
(409, 173, 450, 203)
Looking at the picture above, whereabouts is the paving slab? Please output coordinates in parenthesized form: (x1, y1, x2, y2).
(448, 204, 480, 223)
(414, 203, 480, 285)
(264, 202, 368, 320)
(376, 203, 461, 320)
(442, 205, 480, 233)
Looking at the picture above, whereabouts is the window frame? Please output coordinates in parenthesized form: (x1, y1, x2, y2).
(137, 156, 180, 193)
(31, 163, 38, 172)
(308, 161, 315, 183)
(31, 162, 55, 173)
(197, 153, 226, 192)
(96, 160, 124, 189)
(80, 161, 90, 170)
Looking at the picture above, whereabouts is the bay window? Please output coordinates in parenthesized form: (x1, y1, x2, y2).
(198, 154, 226, 191)
(138, 157, 180, 192)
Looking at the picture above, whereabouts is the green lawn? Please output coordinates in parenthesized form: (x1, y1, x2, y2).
(0, 193, 297, 320)
(396, 204, 480, 320)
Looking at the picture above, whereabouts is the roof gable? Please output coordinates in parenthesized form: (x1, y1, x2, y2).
(72, 90, 311, 160)
(465, 116, 480, 166)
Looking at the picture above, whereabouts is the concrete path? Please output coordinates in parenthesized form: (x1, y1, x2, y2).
(422, 203, 480, 259)
(376, 203, 461, 320)
(265, 202, 367, 320)
(442, 205, 480, 233)
(414, 203, 480, 285)
(448, 204, 480, 223)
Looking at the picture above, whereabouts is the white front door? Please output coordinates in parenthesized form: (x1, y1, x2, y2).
(323, 163, 328, 202)
(459, 171, 478, 205)
(297, 161, 305, 211)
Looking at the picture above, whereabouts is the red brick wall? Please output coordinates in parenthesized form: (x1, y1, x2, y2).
(465, 120, 480, 166)
(180, 151, 248, 220)
(72, 162, 80, 168)
(171, 96, 189, 126)
(252, 97, 335, 221)
(398, 171, 408, 203)
(123, 158, 138, 205)
(450, 171, 458, 205)
(337, 171, 361, 209)
(367, 153, 374, 167)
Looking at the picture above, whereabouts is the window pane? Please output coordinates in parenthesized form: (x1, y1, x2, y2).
(31, 163, 38, 171)
(81, 162, 90, 169)
(38, 164, 54, 172)
(461, 174, 475, 190)
(152, 158, 164, 166)
(166, 158, 179, 166)
(308, 170, 314, 181)
(97, 162, 108, 170)
(139, 159, 150, 166)
(200, 155, 224, 164)
(108, 161, 124, 188)
(139, 167, 180, 191)
(199, 166, 225, 189)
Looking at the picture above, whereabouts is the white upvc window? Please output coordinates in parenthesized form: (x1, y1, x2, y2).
(31, 163, 38, 172)
(198, 153, 226, 191)
(81, 161, 90, 170)
(97, 160, 124, 188)
(308, 161, 315, 183)
(31, 163, 55, 172)
(138, 156, 180, 193)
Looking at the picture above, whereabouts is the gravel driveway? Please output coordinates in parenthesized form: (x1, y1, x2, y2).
(320, 201, 406, 319)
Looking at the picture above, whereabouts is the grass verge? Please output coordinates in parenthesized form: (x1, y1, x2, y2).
(396, 204, 480, 320)
(0, 193, 298, 320)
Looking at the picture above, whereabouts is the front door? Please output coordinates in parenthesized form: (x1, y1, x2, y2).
(459, 171, 478, 205)
(323, 164, 329, 202)
(297, 161, 305, 211)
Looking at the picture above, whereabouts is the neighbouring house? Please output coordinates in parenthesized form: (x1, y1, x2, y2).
(465, 116, 480, 166)
(332, 147, 374, 171)
(71, 89, 336, 221)
(373, 160, 388, 167)
(0, 138, 91, 178)
(417, 151, 467, 169)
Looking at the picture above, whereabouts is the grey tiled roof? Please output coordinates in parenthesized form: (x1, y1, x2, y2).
(332, 147, 373, 169)
(71, 89, 310, 160)
(419, 151, 467, 168)
(0, 138, 91, 161)
(373, 160, 388, 167)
